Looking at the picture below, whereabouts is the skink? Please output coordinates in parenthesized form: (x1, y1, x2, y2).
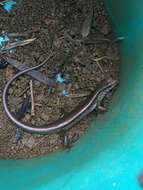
(2, 53, 118, 134)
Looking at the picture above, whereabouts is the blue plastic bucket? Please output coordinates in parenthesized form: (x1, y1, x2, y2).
(1, 0, 143, 189)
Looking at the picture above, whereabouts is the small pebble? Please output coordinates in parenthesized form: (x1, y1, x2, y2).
(36, 94, 44, 102)
(49, 134, 59, 144)
(26, 136, 35, 149)
(100, 23, 111, 35)
(9, 88, 14, 94)
(22, 135, 35, 149)
(31, 119, 36, 125)
(41, 112, 49, 121)
(24, 114, 31, 121)
(53, 38, 61, 48)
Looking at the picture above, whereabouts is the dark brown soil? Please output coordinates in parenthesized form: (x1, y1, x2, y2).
(0, 0, 120, 159)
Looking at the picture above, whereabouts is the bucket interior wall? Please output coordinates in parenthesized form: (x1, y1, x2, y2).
(1, 0, 143, 189)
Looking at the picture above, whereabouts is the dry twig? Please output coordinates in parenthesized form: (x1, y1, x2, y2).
(0, 38, 36, 52)
(96, 60, 104, 73)
(30, 80, 35, 116)
(92, 56, 119, 62)
(8, 29, 40, 37)
(65, 92, 90, 98)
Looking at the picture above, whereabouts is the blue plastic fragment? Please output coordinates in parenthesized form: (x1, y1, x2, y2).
(14, 38, 21, 42)
(9, 49, 13, 53)
(0, 37, 5, 47)
(65, 73, 70, 77)
(0, 31, 22, 53)
(4, 1, 17, 12)
(56, 73, 66, 83)
(0, 35, 9, 48)
(62, 89, 66, 95)
(0, 31, 12, 53)
(1, 30, 6, 35)
(4, 35, 9, 41)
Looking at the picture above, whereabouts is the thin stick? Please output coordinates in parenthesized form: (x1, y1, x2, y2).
(8, 29, 40, 37)
(57, 97, 60, 106)
(30, 80, 35, 116)
(65, 92, 90, 98)
(92, 56, 119, 62)
(92, 56, 120, 73)
(18, 86, 30, 97)
(96, 60, 104, 73)
(35, 103, 42, 107)
(66, 83, 72, 95)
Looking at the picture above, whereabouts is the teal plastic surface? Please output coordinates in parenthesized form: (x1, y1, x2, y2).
(1, 0, 143, 189)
